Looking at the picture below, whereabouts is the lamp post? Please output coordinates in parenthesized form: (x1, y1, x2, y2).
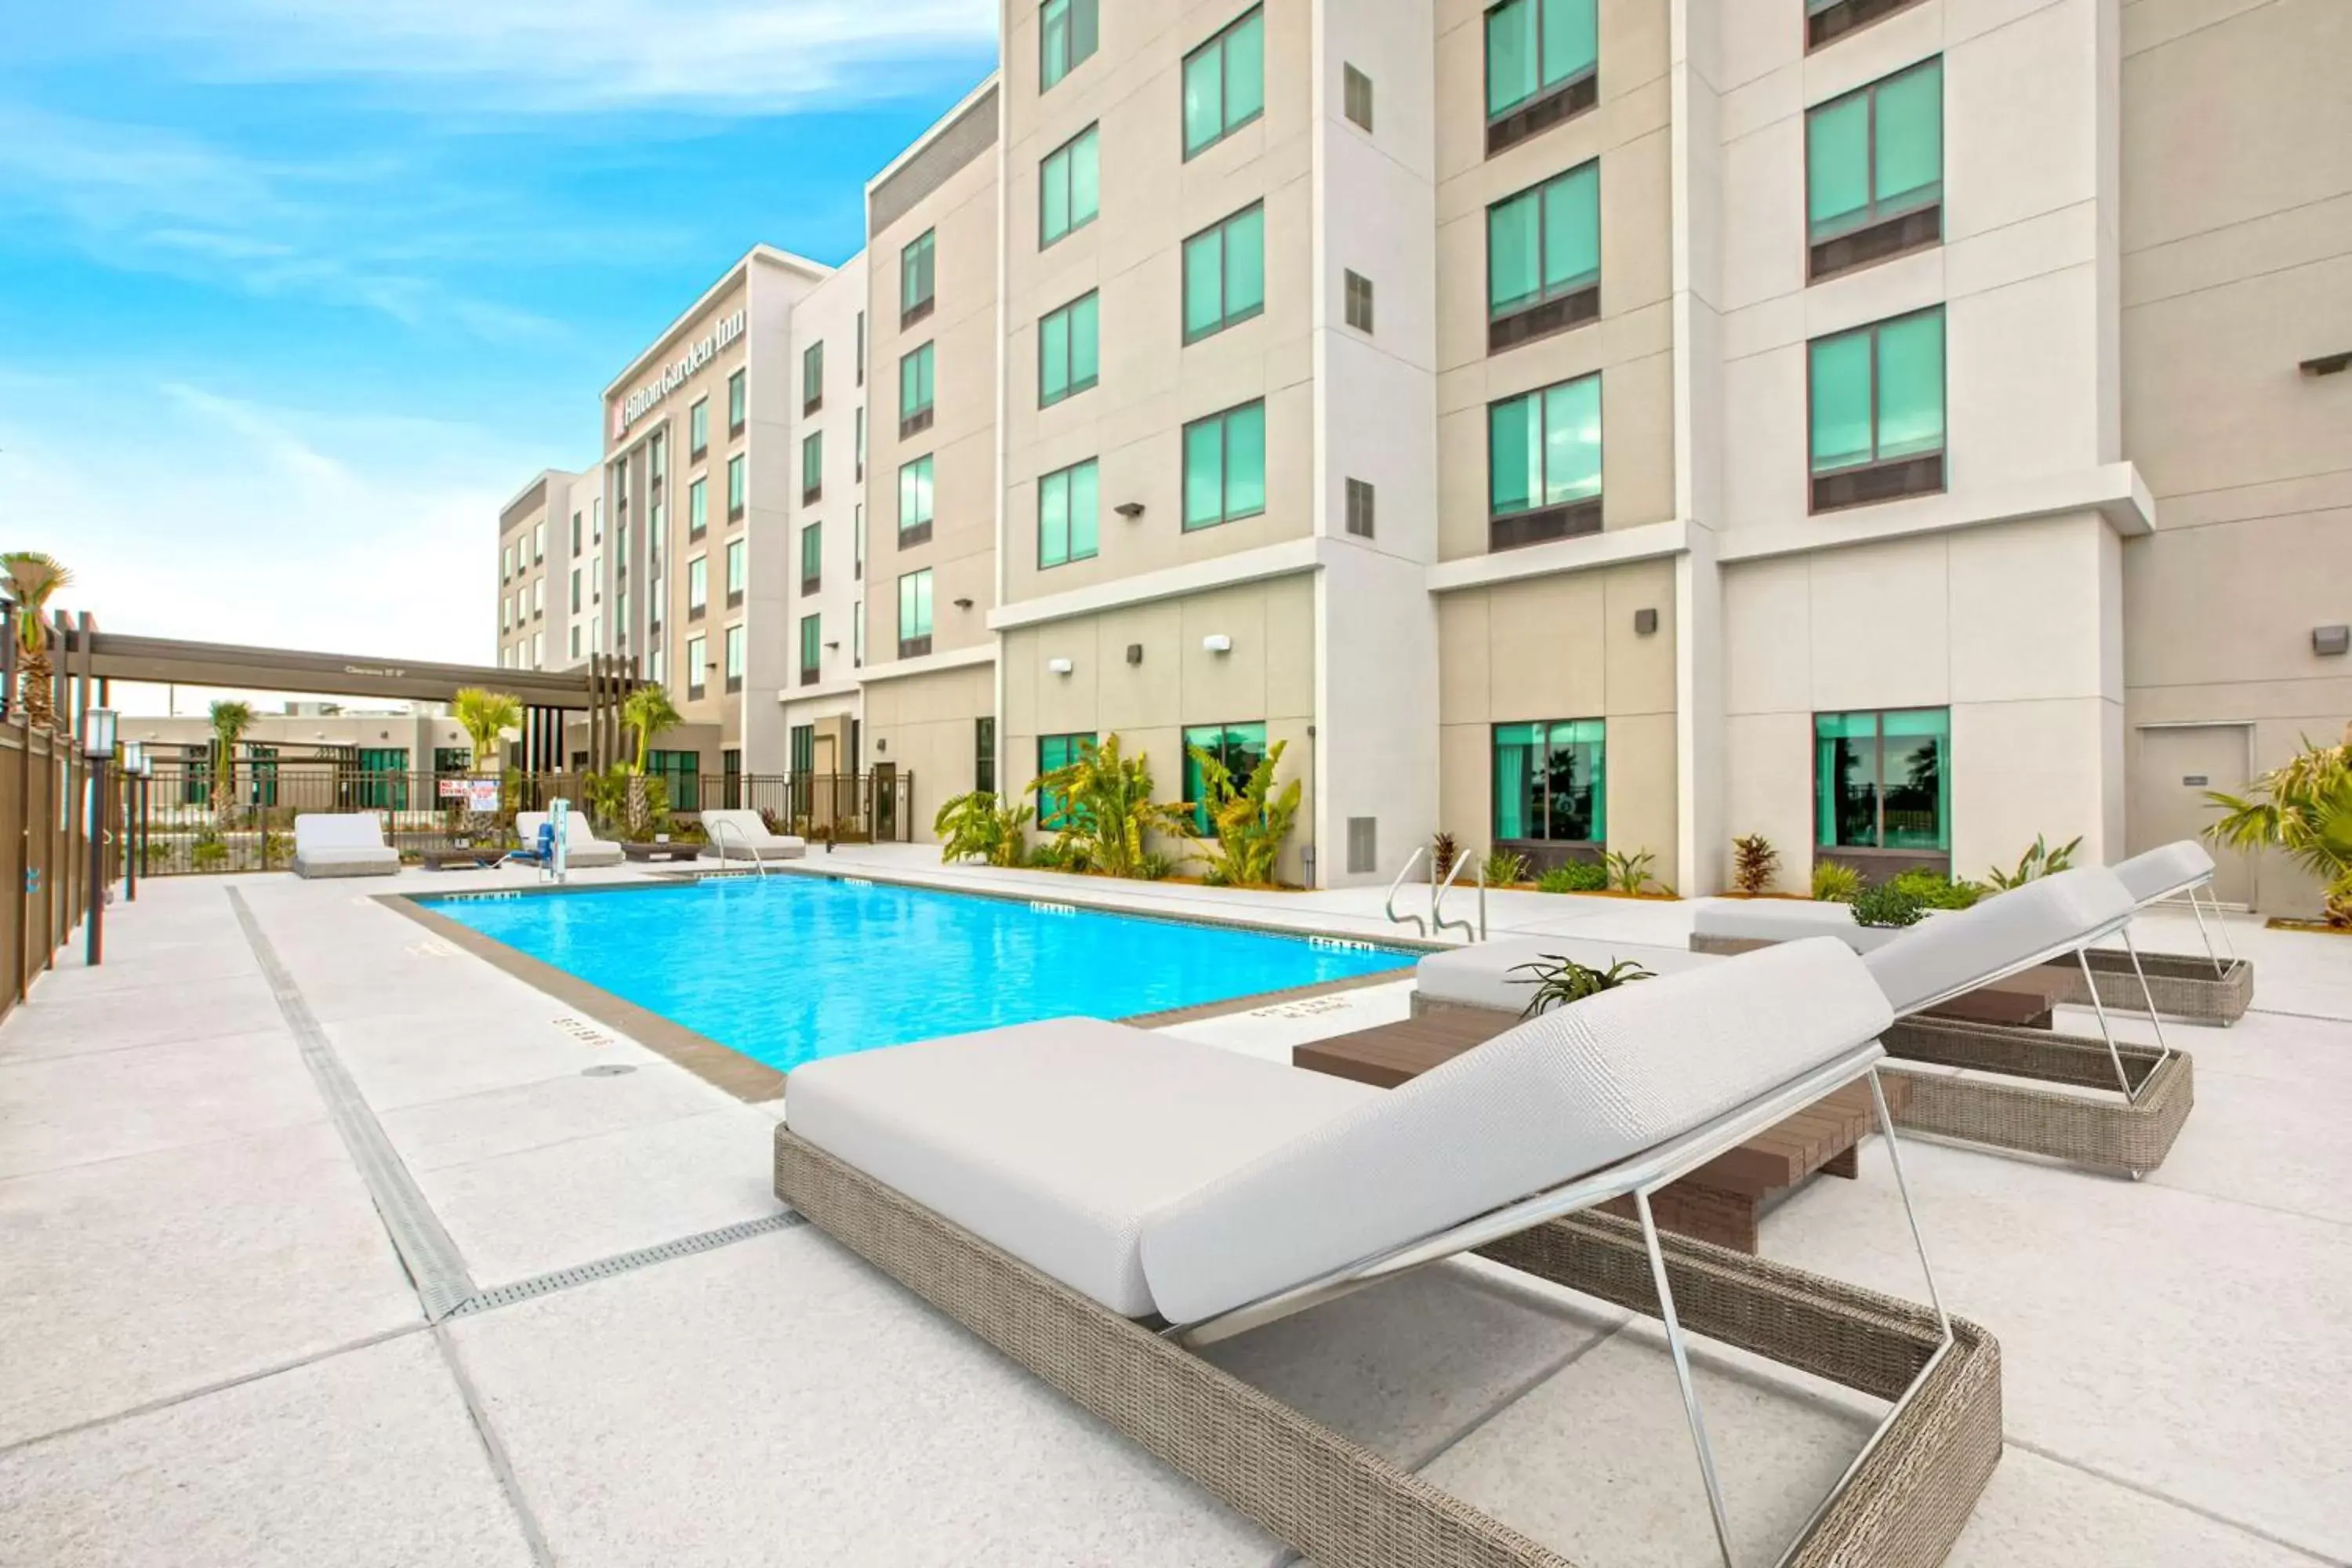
(119, 742, 145, 902)
(83, 709, 118, 966)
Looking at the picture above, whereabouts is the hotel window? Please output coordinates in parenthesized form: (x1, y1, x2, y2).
(571, 510, 583, 557)
(975, 716, 996, 795)
(727, 368, 746, 435)
(1807, 0, 1929, 53)
(898, 568, 934, 659)
(1181, 205, 1265, 343)
(570, 624, 583, 659)
(532, 579, 545, 619)
(901, 229, 936, 325)
(500, 597, 510, 633)
(1809, 307, 1945, 511)
(1038, 291, 1100, 406)
(570, 567, 582, 613)
(800, 521, 822, 592)
(1344, 269, 1374, 333)
(686, 633, 706, 699)
(688, 477, 707, 538)
(1488, 160, 1599, 352)
(852, 599, 866, 667)
(646, 750, 699, 811)
(1036, 732, 1094, 829)
(1816, 708, 1950, 855)
(726, 537, 746, 607)
(1040, 125, 1100, 247)
(532, 521, 544, 562)
(899, 342, 935, 437)
(727, 452, 747, 520)
(1182, 721, 1268, 833)
(590, 613, 601, 650)
(1493, 719, 1606, 850)
(790, 724, 815, 777)
(593, 555, 604, 604)
(1183, 7, 1265, 159)
(798, 615, 819, 686)
(1489, 372, 1601, 550)
(1485, 0, 1598, 155)
(502, 543, 513, 583)
(689, 397, 708, 459)
(854, 503, 865, 579)
(803, 340, 824, 414)
(1183, 400, 1267, 531)
(727, 622, 746, 692)
(855, 310, 866, 386)
(687, 554, 707, 619)
(648, 430, 665, 487)
(1808, 58, 1941, 281)
(532, 630, 544, 668)
(1345, 64, 1374, 131)
(649, 571, 664, 634)
(593, 496, 604, 543)
(855, 406, 866, 481)
(898, 455, 935, 545)
(1040, 0, 1098, 89)
(1038, 458, 1100, 568)
(801, 430, 823, 505)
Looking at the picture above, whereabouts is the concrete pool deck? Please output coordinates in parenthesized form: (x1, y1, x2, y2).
(2, 852, 2347, 1566)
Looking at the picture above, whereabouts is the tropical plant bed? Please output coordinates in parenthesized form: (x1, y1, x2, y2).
(1009, 863, 1301, 894)
(1713, 891, 1813, 902)
(2266, 917, 2352, 935)
(1492, 884, 1680, 902)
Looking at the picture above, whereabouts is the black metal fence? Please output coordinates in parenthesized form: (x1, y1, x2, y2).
(126, 767, 916, 876)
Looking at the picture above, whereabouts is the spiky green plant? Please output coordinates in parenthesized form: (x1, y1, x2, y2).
(2, 552, 72, 729)
(1036, 733, 1191, 880)
(452, 687, 522, 772)
(1508, 955, 1655, 1018)
(935, 789, 1034, 868)
(1189, 738, 1302, 887)
(1604, 847, 1658, 895)
(1984, 834, 2083, 891)
(2205, 725, 2352, 927)
(1812, 861, 1863, 903)
(1479, 848, 1531, 887)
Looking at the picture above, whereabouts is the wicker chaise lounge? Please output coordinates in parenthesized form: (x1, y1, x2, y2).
(777, 941, 2001, 1568)
(2042, 841, 2252, 1025)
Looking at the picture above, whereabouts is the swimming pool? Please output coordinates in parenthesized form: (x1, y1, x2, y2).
(419, 875, 1417, 1073)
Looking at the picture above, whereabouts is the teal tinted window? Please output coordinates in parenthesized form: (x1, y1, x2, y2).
(901, 230, 935, 313)
(1040, 0, 1098, 90)
(800, 614, 821, 671)
(898, 568, 933, 639)
(646, 750, 700, 812)
(1487, 162, 1599, 317)
(1038, 458, 1100, 568)
(1182, 401, 1267, 531)
(1036, 731, 1094, 829)
(1486, 0, 1597, 120)
(1181, 204, 1266, 342)
(898, 455, 934, 531)
(688, 477, 706, 533)
(899, 342, 935, 420)
(1039, 292, 1100, 406)
(1182, 721, 1269, 833)
(1183, 8, 1266, 158)
(1492, 720, 1604, 844)
(1809, 308, 1944, 474)
(1808, 58, 1942, 241)
(1487, 374, 1600, 515)
(800, 522, 822, 583)
(1040, 125, 1100, 246)
(800, 431, 822, 494)
(1816, 708, 1949, 850)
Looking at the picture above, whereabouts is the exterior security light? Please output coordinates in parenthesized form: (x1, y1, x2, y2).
(1114, 502, 1146, 520)
(953, 597, 974, 610)
(2315, 625, 2350, 657)
(1047, 657, 1075, 676)
(1202, 634, 1233, 654)
(82, 707, 118, 760)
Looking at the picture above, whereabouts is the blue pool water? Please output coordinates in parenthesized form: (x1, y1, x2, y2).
(420, 877, 1416, 1073)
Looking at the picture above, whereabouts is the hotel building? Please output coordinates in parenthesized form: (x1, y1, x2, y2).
(495, 467, 598, 674)
(498, 0, 2347, 909)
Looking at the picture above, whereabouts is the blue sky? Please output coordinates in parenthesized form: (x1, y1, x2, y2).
(1, 0, 993, 704)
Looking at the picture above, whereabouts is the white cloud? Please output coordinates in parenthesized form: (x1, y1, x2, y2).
(114, 0, 996, 115)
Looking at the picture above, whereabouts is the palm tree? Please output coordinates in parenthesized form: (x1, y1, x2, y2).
(618, 683, 682, 838)
(451, 687, 522, 840)
(2205, 723, 2352, 927)
(209, 700, 255, 829)
(1, 552, 72, 730)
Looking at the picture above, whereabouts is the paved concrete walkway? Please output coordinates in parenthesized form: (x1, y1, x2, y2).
(2, 861, 2345, 1566)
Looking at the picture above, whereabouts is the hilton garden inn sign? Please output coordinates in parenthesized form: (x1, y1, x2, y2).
(614, 310, 746, 437)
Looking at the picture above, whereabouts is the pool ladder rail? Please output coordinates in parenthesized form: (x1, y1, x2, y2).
(1382, 848, 1486, 943)
(705, 818, 768, 880)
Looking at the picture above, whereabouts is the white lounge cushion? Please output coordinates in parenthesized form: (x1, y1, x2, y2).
(2111, 840, 2214, 906)
(1139, 939, 1893, 1327)
(700, 809, 807, 857)
(292, 848, 398, 879)
(1691, 900, 1911, 953)
(1863, 867, 2136, 1015)
(784, 1018, 1381, 1317)
(517, 811, 624, 865)
(1417, 935, 1715, 1014)
(292, 814, 388, 852)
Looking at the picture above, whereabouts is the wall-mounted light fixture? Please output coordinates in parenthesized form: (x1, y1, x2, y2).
(2315, 625, 2350, 657)
(1047, 656, 1075, 676)
(1633, 608, 1659, 636)
(1114, 501, 1146, 520)
(1125, 644, 1144, 665)
(2299, 351, 2350, 377)
(825, 640, 841, 651)
(1202, 634, 1232, 655)
(953, 597, 974, 610)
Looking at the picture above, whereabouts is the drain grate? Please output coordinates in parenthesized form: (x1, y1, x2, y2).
(445, 1211, 807, 1316)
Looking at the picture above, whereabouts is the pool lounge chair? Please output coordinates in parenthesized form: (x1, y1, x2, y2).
(516, 810, 625, 869)
(1681, 869, 2192, 1175)
(698, 809, 806, 862)
(2044, 841, 2252, 1025)
(291, 813, 400, 879)
(777, 939, 2000, 1568)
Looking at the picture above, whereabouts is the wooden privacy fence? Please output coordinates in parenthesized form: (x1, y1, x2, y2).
(1, 719, 101, 1022)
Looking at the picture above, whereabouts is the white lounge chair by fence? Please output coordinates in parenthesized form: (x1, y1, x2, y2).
(699, 809, 806, 862)
(290, 813, 400, 880)
(517, 810, 623, 869)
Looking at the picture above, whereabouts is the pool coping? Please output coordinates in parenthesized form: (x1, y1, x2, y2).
(375, 870, 1436, 1105)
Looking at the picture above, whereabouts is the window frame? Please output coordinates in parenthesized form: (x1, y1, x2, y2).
(1181, 720, 1269, 834)
(897, 567, 935, 659)
(1037, 457, 1101, 569)
(1040, 0, 1099, 91)
(1038, 290, 1101, 406)
(900, 230, 937, 326)
(1039, 124, 1102, 248)
(802, 339, 824, 414)
(1036, 731, 1095, 830)
(1805, 56, 1944, 281)
(800, 521, 822, 593)
(1181, 204, 1266, 344)
(685, 632, 707, 700)
(686, 554, 708, 619)
(899, 340, 936, 437)
(725, 537, 746, 608)
(727, 452, 747, 521)
(898, 454, 935, 546)
(1806, 0, 1930, 53)
(1490, 717, 1607, 860)
(798, 613, 821, 687)
(727, 368, 746, 435)
(1806, 305, 1947, 513)
(1811, 706, 1951, 867)
(975, 715, 996, 797)
(1486, 159, 1602, 353)
(688, 476, 707, 538)
(1483, 0, 1600, 156)
(1486, 372, 1603, 550)
(726, 622, 746, 693)
(1181, 5, 1267, 161)
(800, 429, 823, 505)
(1181, 399, 1269, 532)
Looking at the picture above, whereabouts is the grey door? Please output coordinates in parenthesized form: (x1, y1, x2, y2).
(2132, 724, 2255, 908)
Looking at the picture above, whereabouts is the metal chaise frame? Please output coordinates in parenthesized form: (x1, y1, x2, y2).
(2044, 861, 2252, 1025)
(776, 1040, 2003, 1568)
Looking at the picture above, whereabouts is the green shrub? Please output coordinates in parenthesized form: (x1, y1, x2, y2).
(1137, 851, 1177, 881)
(1189, 739, 1301, 887)
(935, 790, 1034, 868)
(1886, 868, 1987, 910)
(1037, 734, 1191, 880)
(1811, 861, 1863, 903)
(1850, 883, 1926, 928)
(1535, 860, 1609, 894)
(1604, 848, 1658, 894)
(1984, 834, 2084, 891)
(1506, 955, 1655, 1018)
(1480, 848, 1531, 886)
